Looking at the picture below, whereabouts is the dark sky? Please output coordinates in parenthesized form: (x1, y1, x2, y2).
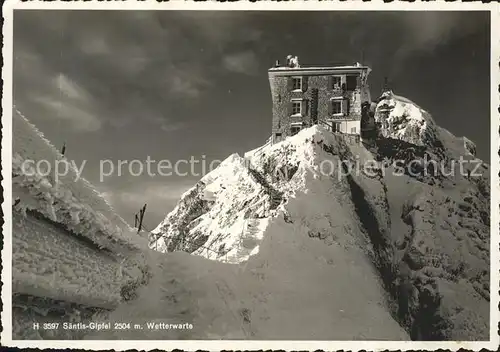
(13, 10, 490, 228)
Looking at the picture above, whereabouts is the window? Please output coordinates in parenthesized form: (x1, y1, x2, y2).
(331, 76, 342, 89)
(351, 127, 357, 134)
(274, 132, 282, 141)
(292, 101, 302, 115)
(292, 77, 302, 90)
(331, 100, 342, 115)
(346, 75, 357, 91)
(290, 126, 301, 136)
(291, 98, 308, 117)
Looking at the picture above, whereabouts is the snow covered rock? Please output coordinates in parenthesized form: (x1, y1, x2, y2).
(151, 153, 272, 262)
(375, 91, 442, 149)
(463, 136, 477, 157)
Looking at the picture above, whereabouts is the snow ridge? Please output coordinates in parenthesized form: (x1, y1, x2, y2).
(13, 107, 132, 231)
(13, 109, 143, 252)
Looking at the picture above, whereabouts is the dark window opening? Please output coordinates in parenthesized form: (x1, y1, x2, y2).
(290, 126, 301, 136)
(331, 100, 342, 115)
(346, 75, 357, 91)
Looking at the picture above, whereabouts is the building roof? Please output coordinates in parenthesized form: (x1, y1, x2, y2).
(270, 64, 369, 71)
(268, 64, 371, 76)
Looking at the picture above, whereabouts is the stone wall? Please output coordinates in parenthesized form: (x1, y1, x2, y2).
(268, 71, 369, 139)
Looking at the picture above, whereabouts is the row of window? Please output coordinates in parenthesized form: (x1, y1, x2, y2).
(291, 75, 357, 91)
(291, 98, 344, 116)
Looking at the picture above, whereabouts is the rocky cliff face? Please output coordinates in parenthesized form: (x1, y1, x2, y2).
(151, 93, 490, 340)
(371, 91, 490, 340)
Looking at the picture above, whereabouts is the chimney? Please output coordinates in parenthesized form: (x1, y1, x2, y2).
(382, 76, 390, 93)
(275, 59, 280, 67)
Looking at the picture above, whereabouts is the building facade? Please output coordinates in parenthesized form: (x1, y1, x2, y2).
(268, 56, 374, 143)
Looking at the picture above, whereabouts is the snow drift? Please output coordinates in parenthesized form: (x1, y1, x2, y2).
(151, 92, 490, 340)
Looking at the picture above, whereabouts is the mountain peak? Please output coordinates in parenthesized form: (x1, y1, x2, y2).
(375, 91, 440, 148)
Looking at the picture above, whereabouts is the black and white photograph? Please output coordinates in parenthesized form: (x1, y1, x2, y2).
(1, 1, 499, 350)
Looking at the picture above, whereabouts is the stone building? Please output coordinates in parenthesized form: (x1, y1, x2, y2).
(268, 56, 375, 143)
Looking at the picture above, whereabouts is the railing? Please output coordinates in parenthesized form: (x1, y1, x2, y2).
(142, 223, 231, 263)
(244, 135, 274, 168)
(253, 135, 273, 153)
(315, 119, 361, 144)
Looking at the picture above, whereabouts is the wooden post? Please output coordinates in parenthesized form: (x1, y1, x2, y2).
(137, 203, 147, 233)
(137, 212, 142, 233)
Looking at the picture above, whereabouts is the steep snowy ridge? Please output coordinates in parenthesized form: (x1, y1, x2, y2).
(12, 111, 150, 339)
(152, 153, 272, 262)
(13, 108, 130, 224)
(151, 94, 490, 340)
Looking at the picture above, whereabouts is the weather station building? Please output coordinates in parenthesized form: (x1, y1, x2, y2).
(268, 55, 375, 143)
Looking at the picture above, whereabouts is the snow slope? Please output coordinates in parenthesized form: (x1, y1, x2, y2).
(151, 94, 490, 340)
(148, 127, 409, 339)
(12, 110, 150, 339)
(130, 127, 408, 340)
(89, 241, 408, 340)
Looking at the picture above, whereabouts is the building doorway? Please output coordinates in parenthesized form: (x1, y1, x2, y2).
(331, 122, 341, 133)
